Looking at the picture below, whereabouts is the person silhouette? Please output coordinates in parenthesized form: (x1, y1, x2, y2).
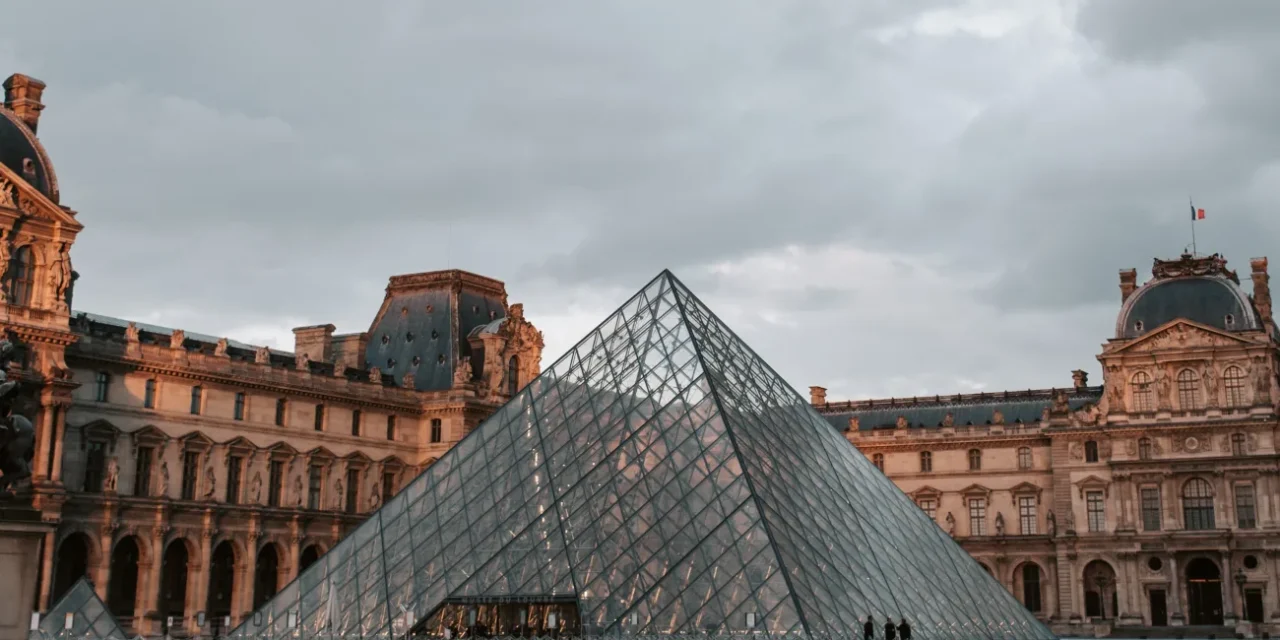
(898, 618, 912, 640)
(863, 615, 874, 640)
(884, 618, 897, 640)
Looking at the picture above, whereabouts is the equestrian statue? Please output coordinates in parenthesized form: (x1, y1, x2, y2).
(0, 338, 34, 497)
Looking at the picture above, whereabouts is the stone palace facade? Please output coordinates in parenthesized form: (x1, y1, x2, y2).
(0, 73, 545, 637)
(812, 252, 1280, 637)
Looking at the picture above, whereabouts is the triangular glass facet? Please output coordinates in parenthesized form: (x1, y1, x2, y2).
(32, 578, 129, 640)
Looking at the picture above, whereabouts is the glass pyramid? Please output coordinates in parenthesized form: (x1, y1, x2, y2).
(30, 578, 129, 640)
(232, 271, 1053, 640)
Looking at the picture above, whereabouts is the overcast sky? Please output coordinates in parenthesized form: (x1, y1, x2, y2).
(2, 0, 1278, 401)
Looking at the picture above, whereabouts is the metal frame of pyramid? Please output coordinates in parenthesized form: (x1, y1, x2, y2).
(30, 578, 130, 640)
(231, 271, 1054, 640)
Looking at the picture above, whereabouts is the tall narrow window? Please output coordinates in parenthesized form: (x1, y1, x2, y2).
(430, 418, 442, 443)
(189, 386, 202, 415)
(234, 392, 246, 421)
(968, 449, 982, 471)
(1017, 447, 1033, 470)
(83, 441, 107, 493)
(386, 415, 397, 441)
(1224, 366, 1248, 407)
(144, 379, 157, 409)
(307, 466, 322, 510)
(94, 372, 110, 402)
(275, 398, 287, 426)
(267, 461, 284, 507)
(1138, 437, 1153, 460)
(1086, 491, 1105, 532)
(1084, 440, 1099, 463)
(1130, 371, 1153, 412)
(1018, 496, 1037, 535)
(345, 469, 359, 514)
(1232, 433, 1247, 456)
(507, 356, 519, 395)
(917, 499, 937, 522)
(351, 410, 362, 437)
(1176, 369, 1201, 410)
(919, 451, 932, 472)
(1236, 485, 1257, 529)
(225, 456, 243, 504)
(181, 451, 199, 500)
(968, 498, 987, 536)
(872, 453, 884, 471)
(7, 245, 34, 306)
(1022, 564, 1043, 613)
(1182, 478, 1215, 530)
(133, 447, 153, 497)
(314, 404, 325, 431)
(382, 471, 396, 501)
(1141, 487, 1162, 531)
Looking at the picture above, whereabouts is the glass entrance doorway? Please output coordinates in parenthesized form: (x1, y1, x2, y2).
(412, 598, 581, 638)
(1185, 558, 1224, 626)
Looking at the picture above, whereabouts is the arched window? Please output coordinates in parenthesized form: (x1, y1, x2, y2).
(919, 451, 932, 472)
(1232, 432, 1247, 456)
(6, 245, 34, 306)
(968, 449, 982, 471)
(1020, 563, 1043, 613)
(1017, 447, 1032, 470)
(1182, 478, 1215, 530)
(1130, 371, 1154, 412)
(1138, 437, 1153, 460)
(1084, 440, 1099, 463)
(1224, 366, 1248, 407)
(506, 356, 519, 396)
(1177, 369, 1202, 410)
(872, 453, 884, 472)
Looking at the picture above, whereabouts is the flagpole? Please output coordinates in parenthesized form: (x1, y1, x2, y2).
(1189, 196, 1198, 256)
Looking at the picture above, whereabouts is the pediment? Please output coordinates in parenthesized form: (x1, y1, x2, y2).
(224, 436, 257, 453)
(379, 454, 407, 469)
(345, 450, 372, 466)
(129, 425, 169, 446)
(265, 441, 299, 456)
(178, 430, 214, 449)
(1010, 482, 1044, 499)
(1074, 474, 1111, 498)
(1113, 320, 1254, 355)
(960, 483, 992, 497)
(909, 485, 942, 499)
(0, 163, 81, 229)
(306, 446, 337, 463)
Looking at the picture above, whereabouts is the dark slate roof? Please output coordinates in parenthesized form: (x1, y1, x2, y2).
(817, 386, 1104, 431)
(365, 289, 455, 392)
(1117, 276, 1260, 339)
(0, 107, 57, 201)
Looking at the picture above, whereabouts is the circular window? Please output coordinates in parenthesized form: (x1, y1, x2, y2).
(387, 358, 396, 369)
(1133, 320, 1144, 332)
(1244, 555, 1259, 570)
(1147, 557, 1163, 572)
(1225, 313, 1236, 326)
(437, 354, 445, 364)
(380, 334, 390, 345)
(412, 355, 421, 366)
(489, 310, 497, 320)
(405, 332, 415, 343)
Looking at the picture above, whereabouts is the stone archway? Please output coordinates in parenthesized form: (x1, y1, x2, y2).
(207, 541, 237, 632)
(1013, 561, 1044, 614)
(1185, 557, 1224, 626)
(1082, 559, 1118, 620)
(253, 543, 281, 610)
(299, 544, 323, 572)
(159, 539, 192, 625)
(52, 532, 94, 604)
(107, 536, 142, 621)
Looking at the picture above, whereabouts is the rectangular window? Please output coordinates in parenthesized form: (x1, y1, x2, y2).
(430, 418, 442, 443)
(1236, 485, 1257, 529)
(308, 466, 323, 510)
(1141, 487, 1162, 531)
(386, 415, 397, 441)
(1086, 491, 1106, 532)
(144, 379, 157, 409)
(275, 398, 287, 426)
(268, 460, 284, 507)
(351, 409, 362, 437)
(189, 386, 202, 415)
(133, 446, 153, 497)
(1018, 496, 1037, 535)
(234, 392, 246, 421)
(94, 371, 110, 402)
(181, 451, 200, 500)
(382, 471, 396, 501)
(225, 456, 243, 504)
(83, 441, 107, 493)
(345, 468, 360, 514)
(917, 499, 937, 522)
(968, 498, 987, 536)
(314, 404, 325, 431)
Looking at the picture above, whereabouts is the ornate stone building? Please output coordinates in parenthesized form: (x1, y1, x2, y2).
(0, 73, 545, 636)
(811, 252, 1280, 637)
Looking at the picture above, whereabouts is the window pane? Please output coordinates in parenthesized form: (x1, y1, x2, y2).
(1086, 491, 1105, 532)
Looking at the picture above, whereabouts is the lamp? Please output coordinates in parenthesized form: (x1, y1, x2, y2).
(1093, 574, 1109, 619)
(1235, 568, 1248, 620)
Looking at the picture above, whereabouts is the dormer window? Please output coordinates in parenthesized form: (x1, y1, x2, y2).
(1225, 314, 1235, 327)
(1133, 320, 1144, 332)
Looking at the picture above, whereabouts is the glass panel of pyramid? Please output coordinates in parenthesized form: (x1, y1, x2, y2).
(231, 271, 1054, 640)
(30, 578, 129, 640)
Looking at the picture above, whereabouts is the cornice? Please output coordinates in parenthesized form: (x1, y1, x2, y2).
(848, 433, 1051, 452)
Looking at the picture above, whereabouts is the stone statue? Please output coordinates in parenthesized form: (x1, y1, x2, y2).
(49, 242, 72, 308)
(333, 361, 346, 378)
(991, 410, 1005, 425)
(254, 346, 271, 364)
(941, 412, 954, 428)
(0, 229, 10, 300)
(945, 512, 955, 536)
(895, 415, 909, 429)
(0, 177, 14, 207)
(104, 458, 119, 493)
(369, 366, 382, 383)
(250, 471, 263, 504)
(158, 461, 170, 498)
(1040, 407, 1051, 423)
(1050, 390, 1070, 414)
(1156, 368, 1172, 408)
(169, 329, 185, 350)
(1254, 357, 1271, 402)
(402, 372, 416, 389)
(333, 476, 344, 509)
(1203, 364, 1218, 407)
(125, 322, 139, 343)
(0, 338, 35, 496)
(1046, 510, 1056, 537)
(296, 352, 310, 372)
(453, 358, 473, 386)
(994, 512, 1005, 537)
(203, 463, 216, 500)
(368, 482, 381, 510)
(214, 338, 228, 357)
(293, 474, 303, 507)
(1064, 510, 1076, 534)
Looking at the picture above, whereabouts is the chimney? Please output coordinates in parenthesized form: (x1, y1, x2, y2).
(292, 324, 336, 363)
(1251, 257, 1272, 322)
(1119, 269, 1137, 303)
(808, 386, 827, 406)
(3, 74, 46, 134)
(1071, 369, 1089, 390)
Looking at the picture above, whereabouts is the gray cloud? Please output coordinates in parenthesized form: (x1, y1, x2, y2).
(1, 0, 1277, 400)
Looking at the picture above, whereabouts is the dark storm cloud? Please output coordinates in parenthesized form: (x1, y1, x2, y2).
(0, 0, 1276, 399)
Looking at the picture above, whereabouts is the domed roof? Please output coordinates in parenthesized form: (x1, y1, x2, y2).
(1116, 254, 1261, 339)
(0, 106, 57, 202)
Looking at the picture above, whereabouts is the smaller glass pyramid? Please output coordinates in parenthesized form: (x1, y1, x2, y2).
(30, 578, 129, 640)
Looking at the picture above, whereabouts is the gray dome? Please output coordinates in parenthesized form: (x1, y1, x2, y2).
(0, 107, 57, 202)
(1116, 275, 1260, 339)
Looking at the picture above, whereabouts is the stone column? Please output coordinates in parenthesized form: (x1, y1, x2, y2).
(1045, 557, 1060, 620)
(31, 401, 55, 481)
(1168, 554, 1184, 625)
(1257, 473, 1274, 527)
(188, 530, 213, 636)
(1216, 473, 1233, 528)
(238, 534, 259, 625)
(1220, 552, 1237, 624)
(36, 530, 55, 611)
(49, 404, 69, 482)
(95, 528, 113, 603)
(140, 528, 166, 636)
